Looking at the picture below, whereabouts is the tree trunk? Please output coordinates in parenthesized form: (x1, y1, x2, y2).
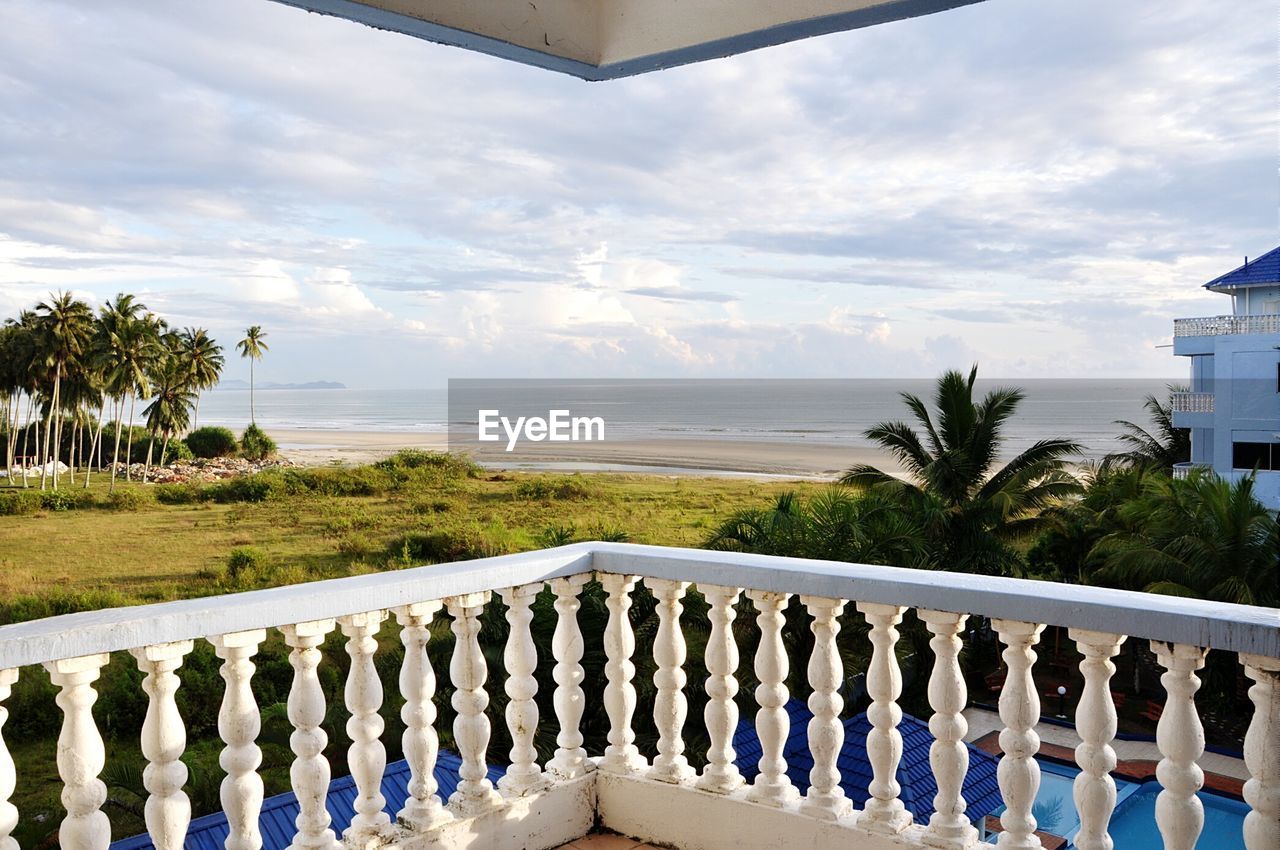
(193, 393, 200, 430)
(249, 359, 255, 425)
(85, 404, 106, 488)
(126, 391, 137, 481)
(110, 397, 125, 493)
(18, 394, 33, 488)
(50, 366, 64, 489)
(160, 434, 171, 468)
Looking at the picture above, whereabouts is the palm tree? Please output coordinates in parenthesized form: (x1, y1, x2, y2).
(1108, 386, 1191, 470)
(178, 327, 224, 428)
(101, 317, 158, 491)
(143, 356, 197, 473)
(4, 312, 40, 487)
(1092, 472, 1279, 607)
(841, 365, 1083, 575)
(236, 326, 268, 425)
(33, 293, 94, 489)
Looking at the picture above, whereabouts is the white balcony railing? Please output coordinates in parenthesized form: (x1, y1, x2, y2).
(1171, 392, 1215, 414)
(1172, 461, 1213, 480)
(0, 543, 1277, 850)
(1173, 314, 1280, 337)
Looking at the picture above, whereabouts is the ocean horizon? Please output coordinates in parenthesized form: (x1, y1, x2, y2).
(193, 378, 1184, 461)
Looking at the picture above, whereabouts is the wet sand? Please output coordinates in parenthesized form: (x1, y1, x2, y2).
(272, 429, 902, 480)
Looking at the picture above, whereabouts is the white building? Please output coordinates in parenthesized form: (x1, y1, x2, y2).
(1172, 245, 1280, 510)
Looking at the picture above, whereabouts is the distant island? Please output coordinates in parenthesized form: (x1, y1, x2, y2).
(215, 379, 346, 390)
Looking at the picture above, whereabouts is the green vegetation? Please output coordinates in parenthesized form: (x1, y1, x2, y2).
(0, 291, 232, 493)
(239, 423, 277, 461)
(185, 426, 239, 459)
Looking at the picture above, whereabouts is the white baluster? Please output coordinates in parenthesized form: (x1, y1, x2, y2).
(393, 601, 451, 830)
(44, 653, 111, 850)
(799, 595, 849, 820)
(1241, 653, 1280, 850)
(600, 573, 647, 773)
(992, 620, 1045, 849)
(0, 668, 19, 850)
(130, 641, 194, 850)
(1069, 629, 1125, 850)
(856, 602, 911, 834)
(697, 585, 744, 794)
(919, 610, 977, 850)
(446, 592, 503, 816)
(745, 589, 799, 807)
(647, 578, 696, 784)
(1151, 641, 1207, 850)
(210, 630, 267, 850)
(546, 575, 592, 780)
(339, 610, 391, 838)
(280, 619, 341, 850)
(499, 582, 548, 796)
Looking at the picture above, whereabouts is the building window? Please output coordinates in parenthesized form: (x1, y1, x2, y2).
(1233, 442, 1279, 471)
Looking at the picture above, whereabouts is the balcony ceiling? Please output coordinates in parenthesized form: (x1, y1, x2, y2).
(270, 0, 985, 80)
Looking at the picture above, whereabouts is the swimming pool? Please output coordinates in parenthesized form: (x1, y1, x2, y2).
(984, 759, 1247, 849)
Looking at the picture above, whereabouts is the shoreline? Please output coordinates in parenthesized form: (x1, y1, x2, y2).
(270, 428, 903, 480)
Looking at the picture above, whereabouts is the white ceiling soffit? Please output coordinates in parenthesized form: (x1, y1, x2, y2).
(271, 0, 985, 81)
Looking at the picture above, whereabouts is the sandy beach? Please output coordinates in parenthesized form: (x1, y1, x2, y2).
(273, 428, 902, 480)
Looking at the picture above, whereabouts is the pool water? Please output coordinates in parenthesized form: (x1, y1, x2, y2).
(984, 760, 1247, 849)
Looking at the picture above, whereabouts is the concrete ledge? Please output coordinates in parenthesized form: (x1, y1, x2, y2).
(596, 771, 926, 849)
(401, 773, 597, 850)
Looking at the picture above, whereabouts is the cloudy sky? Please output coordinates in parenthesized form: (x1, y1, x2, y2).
(0, 0, 1273, 387)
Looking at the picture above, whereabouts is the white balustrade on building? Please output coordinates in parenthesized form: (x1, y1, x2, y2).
(0, 542, 1273, 850)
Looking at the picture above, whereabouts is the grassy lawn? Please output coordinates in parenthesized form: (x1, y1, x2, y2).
(0, 466, 823, 615)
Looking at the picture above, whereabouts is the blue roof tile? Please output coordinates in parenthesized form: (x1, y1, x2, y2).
(1204, 246, 1280, 290)
(733, 699, 1003, 822)
(110, 750, 504, 850)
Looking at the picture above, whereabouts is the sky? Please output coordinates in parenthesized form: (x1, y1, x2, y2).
(0, 0, 1274, 388)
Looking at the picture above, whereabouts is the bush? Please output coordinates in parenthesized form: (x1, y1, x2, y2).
(185, 426, 239, 459)
(512, 476, 595, 501)
(240, 425, 277, 461)
(225, 547, 266, 582)
(375, 450, 481, 478)
(0, 490, 42, 516)
(389, 529, 493, 564)
(70, 490, 98, 510)
(105, 489, 152, 511)
(39, 489, 77, 512)
(154, 482, 205, 505)
(158, 440, 193, 463)
(205, 474, 282, 504)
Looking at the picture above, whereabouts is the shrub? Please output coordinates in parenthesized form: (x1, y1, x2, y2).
(39, 489, 77, 512)
(225, 547, 265, 582)
(106, 489, 152, 511)
(205, 474, 282, 504)
(154, 482, 205, 505)
(158, 440, 193, 463)
(240, 424, 277, 461)
(512, 476, 595, 501)
(0, 491, 42, 516)
(374, 450, 480, 477)
(185, 426, 239, 459)
(70, 490, 98, 510)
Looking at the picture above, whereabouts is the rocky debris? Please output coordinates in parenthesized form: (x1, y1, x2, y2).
(110, 457, 297, 484)
(1, 461, 70, 478)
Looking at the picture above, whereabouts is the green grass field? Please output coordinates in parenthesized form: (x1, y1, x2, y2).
(0, 464, 824, 617)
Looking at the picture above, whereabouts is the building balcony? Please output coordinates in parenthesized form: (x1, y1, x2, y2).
(1170, 392, 1215, 414)
(0, 542, 1276, 850)
(1173, 314, 1280, 338)
(1172, 461, 1213, 480)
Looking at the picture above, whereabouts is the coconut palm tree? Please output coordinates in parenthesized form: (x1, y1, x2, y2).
(1092, 472, 1279, 606)
(143, 356, 197, 473)
(236, 326, 268, 425)
(841, 365, 1083, 575)
(101, 317, 158, 491)
(178, 327, 224, 428)
(3, 312, 40, 487)
(1107, 386, 1191, 470)
(33, 293, 94, 489)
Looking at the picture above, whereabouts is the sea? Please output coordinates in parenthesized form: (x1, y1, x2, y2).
(192, 379, 1182, 461)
